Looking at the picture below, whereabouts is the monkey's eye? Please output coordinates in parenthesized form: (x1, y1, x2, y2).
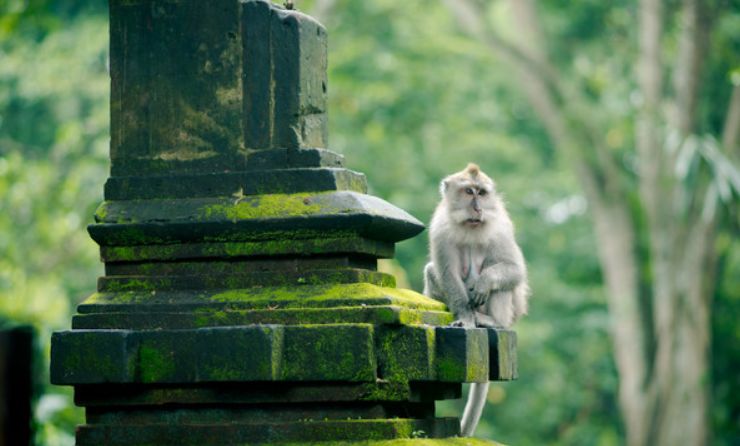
(478, 189, 487, 196)
(464, 187, 474, 195)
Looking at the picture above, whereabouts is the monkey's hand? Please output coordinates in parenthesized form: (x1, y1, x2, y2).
(469, 287, 488, 309)
(470, 277, 496, 308)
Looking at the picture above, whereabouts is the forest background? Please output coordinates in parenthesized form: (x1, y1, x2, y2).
(0, 0, 737, 445)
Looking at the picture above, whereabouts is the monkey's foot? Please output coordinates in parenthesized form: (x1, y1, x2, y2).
(475, 312, 507, 329)
(450, 318, 475, 328)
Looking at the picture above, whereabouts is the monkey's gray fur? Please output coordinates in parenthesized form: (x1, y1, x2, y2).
(423, 163, 529, 437)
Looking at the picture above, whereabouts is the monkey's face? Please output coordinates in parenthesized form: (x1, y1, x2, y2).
(445, 179, 497, 229)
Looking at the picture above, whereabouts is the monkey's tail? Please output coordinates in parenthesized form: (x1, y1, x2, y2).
(460, 381, 489, 437)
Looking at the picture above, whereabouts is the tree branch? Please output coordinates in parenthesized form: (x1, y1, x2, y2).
(636, 0, 664, 215)
(440, 0, 560, 95)
(672, 0, 710, 136)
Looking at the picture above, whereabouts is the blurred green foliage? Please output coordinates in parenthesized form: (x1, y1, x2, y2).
(0, 1, 736, 445)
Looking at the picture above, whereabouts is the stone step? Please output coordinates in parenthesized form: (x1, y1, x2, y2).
(51, 325, 503, 385)
(104, 167, 367, 200)
(75, 418, 460, 445)
(74, 382, 462, 406)
(72, 306, 453, 329)
(76, 284, 448, 313)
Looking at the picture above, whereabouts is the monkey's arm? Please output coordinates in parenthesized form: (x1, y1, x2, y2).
(471, 237, 525, 305)
(431, 242, 476, 327)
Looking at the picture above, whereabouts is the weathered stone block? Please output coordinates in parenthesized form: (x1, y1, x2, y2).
(488, 328, 518, 381)
(242, 0, 328, 150)
(72, 306, 453, 330)
(109, 0, 244, 176)
(434, 327, 489, 383)
(75, 418, 460, 445)
(50, 330, 133, 384)
(377, 326, 434, 382)
(52, 325, 381, 385)
(99, 237, 395, 263)
(103, 168, 367, 200)
(76, 284, 447, 315)
(74, 382, 460, 406)
(246, 148, 343, 170)
(96, 268, 395, 292)
(281, 324, 377, 381)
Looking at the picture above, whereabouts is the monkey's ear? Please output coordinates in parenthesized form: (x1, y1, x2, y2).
(439, 180, 449, 197)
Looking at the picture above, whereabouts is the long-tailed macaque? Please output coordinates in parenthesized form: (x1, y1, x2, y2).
(423, 163, 529, 437)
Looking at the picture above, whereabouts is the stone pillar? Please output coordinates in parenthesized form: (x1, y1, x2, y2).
(50, 1, 516, 444)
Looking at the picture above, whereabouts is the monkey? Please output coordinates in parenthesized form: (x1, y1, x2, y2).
(423, 162, 529, 437)
(284, 0, 294, 10)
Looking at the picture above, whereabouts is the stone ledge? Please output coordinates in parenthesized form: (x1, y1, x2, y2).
(110, 148, 345, 177)
(96, 269, 395, 292)
(52, 324, 377, 385)
(76, 284, 448, 313)
(74, 382, 462, 406)
(88, 191, 425, 246)
(255, 440, 506, 446)
(104, 168, 367, 200)
(51, 325, 514, 385)
(75, 418, 460, 445)
(99, 237, 395, 262)
(72, 306, 454, 329)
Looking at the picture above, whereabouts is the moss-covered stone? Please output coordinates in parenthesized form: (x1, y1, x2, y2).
(52, 323, 501, 386)
(487, 329, 518, 381)
(74, 382, 449, 406)
(88, 191, 425, 246)
(72, 306, 453, 330)
(100, 237, 394, 262)
(281, 324, 376, 382)
(257, 440, 505, 446)
(97, 269, 395, 292)
(74, 418, 462, 445)
(53, 325, 380, 385)
(256, 440, 506, 446)
(104, 168, 367, 200)
(434, 328, 489, 383)
(376, 326, 435, 383)
(50, 330, 133, 385)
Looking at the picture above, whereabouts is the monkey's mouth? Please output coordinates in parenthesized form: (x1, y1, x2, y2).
(465, 218, 483, 226)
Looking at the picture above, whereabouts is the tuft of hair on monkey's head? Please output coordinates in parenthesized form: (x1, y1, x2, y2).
(440, 163, 495, 196)
(465, 163, 480, 177)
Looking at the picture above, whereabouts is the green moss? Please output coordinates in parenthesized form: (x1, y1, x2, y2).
(102, 278, 156, 292)
(101, 234, 387, 262)
(376, 326, 436, 383)
(209, 284, 446, 311)
(435, 358, 465, 382)
(94, 202, 108, 221)
(138, 345, 176, 383)
(358, 382, 411, 402)
(105, 245, 180, 262)
(199, 193, 327, 221)
(81, 284, 448, 315)
(254, 440, 506, 446)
